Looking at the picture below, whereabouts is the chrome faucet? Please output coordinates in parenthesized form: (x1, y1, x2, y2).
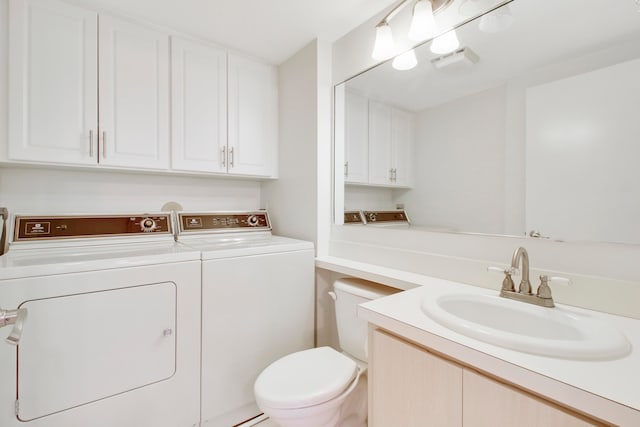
(510, 246, 531, 294)
(499, 247, 554, 308)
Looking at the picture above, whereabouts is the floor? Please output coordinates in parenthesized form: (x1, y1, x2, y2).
(237, 414, 278, 427)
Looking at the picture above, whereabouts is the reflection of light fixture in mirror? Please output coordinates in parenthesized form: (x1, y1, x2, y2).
(372, 22, 395, 60)
(408, 0, 437, 41)
(393, 49, 418, 70)
(458, 0, 484, 16)
(371, 0, 454, 60)
(430, 29, 460, 54)
(478, 4, 514, 33)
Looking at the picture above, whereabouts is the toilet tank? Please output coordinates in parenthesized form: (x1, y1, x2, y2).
(333, 278, 398, 362)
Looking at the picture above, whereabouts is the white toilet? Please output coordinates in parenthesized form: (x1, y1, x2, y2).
(254, 278, 397, 427)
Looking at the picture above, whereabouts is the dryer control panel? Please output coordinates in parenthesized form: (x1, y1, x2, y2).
(13, 214, 172, 241)
(178, 212, 271, 233)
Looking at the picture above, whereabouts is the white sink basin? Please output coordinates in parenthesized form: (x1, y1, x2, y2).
(421, 293, 631, 360)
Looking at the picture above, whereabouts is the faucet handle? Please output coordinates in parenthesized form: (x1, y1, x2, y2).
(536, 276, 553, 300)
(487, 266, 518, 276)
(488, 266, 516, 292)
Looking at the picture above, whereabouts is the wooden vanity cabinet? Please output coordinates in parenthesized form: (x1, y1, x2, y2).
(369, 329, 607, 427)
(369, 329, 463, 427)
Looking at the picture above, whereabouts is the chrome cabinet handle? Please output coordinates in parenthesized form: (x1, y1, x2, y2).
(344, 162, 349, 178)
(102, 131, 107, 158)
(221, 147, 226, 167)
(89, 130, 94, 158)
(229, 147, 234, 168)
(0, 308, 27, 346)
(0, 207, 8, 256)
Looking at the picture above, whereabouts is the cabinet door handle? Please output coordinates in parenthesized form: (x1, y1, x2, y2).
(221, 147, 226, 167)
(0, 307, 28, 346)
(102, 131, 107, 158)
(229, 147, 234, 168)
(89, 130, 94, 158)
(344, 162, 349, 178)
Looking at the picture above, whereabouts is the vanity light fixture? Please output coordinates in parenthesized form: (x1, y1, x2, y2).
(430, 28, 460, 54)
(459, 0, 514, 33)
(371, 0, 456, 64)
(478, 4, 513, 33)
(392, 49, 418, 70)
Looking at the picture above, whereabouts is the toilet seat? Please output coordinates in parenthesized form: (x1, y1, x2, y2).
(254, 347, 357, 410)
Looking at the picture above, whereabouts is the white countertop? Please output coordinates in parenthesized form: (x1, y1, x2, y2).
(316, 256, 640, 426)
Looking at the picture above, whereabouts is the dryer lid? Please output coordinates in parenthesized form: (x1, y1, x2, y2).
(254, 347, 357, 409)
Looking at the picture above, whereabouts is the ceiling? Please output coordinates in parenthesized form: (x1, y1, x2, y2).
(73, 0, 397, 64)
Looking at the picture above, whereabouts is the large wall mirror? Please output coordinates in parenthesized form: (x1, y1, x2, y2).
(334, 0, 640, 245)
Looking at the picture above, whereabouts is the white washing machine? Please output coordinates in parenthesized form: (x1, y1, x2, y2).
(0, 213, 202, 427)
(175, 211, 315, 427)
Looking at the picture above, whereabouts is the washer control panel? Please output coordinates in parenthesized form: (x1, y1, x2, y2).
(362, 210, 409, 224)
(178, 211, 271, 233)
(13, 214, 172, 241)
(344, 211, 365, 224)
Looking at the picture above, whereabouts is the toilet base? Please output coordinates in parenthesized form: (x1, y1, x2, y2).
(261, 374, 367, 427)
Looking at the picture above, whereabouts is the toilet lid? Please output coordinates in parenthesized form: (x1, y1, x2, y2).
(254, 347, 357, 410)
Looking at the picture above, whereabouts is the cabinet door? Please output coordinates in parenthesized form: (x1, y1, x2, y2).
(344, 91, 369, 183)
(171, 37, 227, 173)
(8, 0, 98, 165)
(391, 108, 412, 187)
(98, 15, 170, 169)
(228, 54, 278, 177)
(369, 329, 463, 427)
(17, 283, 176, 422)
(463, 369, 605, 427)
(368, 101, 393, 185)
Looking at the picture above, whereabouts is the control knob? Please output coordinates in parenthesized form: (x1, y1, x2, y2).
(247, 215, 260, 226)
(141, 218, 157, 232)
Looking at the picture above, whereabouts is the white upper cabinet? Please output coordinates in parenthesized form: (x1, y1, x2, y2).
(351, 97, 412, 188)
(391, 108, 412, 187)
(8, 0, 98, 165)
(9, 1, 170, 170)
(170, 37, 227, 173)
(368, 101, 393, 185)
(344, 90, 369, 184)
(98, 16, 170, 169)
(228, 54, 278, 177)
(7, 1, 277, 178)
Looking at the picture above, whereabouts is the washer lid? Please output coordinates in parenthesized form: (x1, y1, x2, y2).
(254, 347, 357, 410)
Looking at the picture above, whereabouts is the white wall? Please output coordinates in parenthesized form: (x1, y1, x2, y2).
(0, 167, 261, 213)
(344, 185, 394, 211)
(261, 40, 319, 244)
(399, 86, 506, 233)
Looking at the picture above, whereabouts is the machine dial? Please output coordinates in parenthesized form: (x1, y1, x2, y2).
(247, 215, 260, 226)
(140, 218, 157, 232)
(368, 212, 377, 222)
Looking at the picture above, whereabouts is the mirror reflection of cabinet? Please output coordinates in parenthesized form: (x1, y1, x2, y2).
(344, 90, 369, 184)
(344, 92, 413, 188)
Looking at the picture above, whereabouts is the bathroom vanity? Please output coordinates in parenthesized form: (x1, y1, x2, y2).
(355, 276, 640, 427)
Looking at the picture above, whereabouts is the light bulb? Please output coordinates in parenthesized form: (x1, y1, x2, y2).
(392, 49, 418, 70)
(430, 29, 460, 55)
(478, 4, 514, 33)
(372, 23, 395, 60)
(408, 0, 437, 42)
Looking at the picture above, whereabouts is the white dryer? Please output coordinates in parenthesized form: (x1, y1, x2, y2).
(176, 211, 315, 427)
(0, 213, 202, 427)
